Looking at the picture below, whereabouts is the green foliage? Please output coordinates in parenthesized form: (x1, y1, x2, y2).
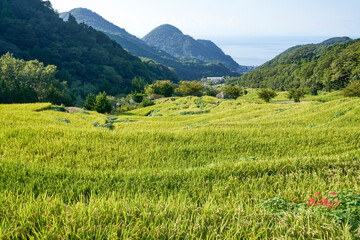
(131, 92, 145, 103)
(257, 89, 278, 102)
(131, 77, 147, 93)
(83, 93, 96, 110)
(94, 92, 112, 114)
(45, 84, 72, 105)
(261, 196, 296, 214)
(0, 53, 70, 104)
(204, 88, 218, 97)
(140, 98, 155, 107)
(223, 85, 243, 99)
(145, 80, 175, 97)
(176, 81, 204, 96)
(50, 105, 66, 112)
(239, 39, 360, 92)
(0, 0, 178, 101)
(343, 81, 360, 97)
(288, 88, 306, 102)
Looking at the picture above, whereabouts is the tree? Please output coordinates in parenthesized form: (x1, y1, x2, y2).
(176, 81, 204, 96)
(94, 92, 112, 113)
(288, 88, 306, 102)
(45, 84, 61, 104)
(343, 81, 360, 97)
(223, 85, 243, 99)
(257, 89, 278, 102)
(84, 93, 96, 110)
(145, 80, 175, 97)
(0, 52, 72, 104)
(132, 77, 147, 93)
(131, 92, 144, 103)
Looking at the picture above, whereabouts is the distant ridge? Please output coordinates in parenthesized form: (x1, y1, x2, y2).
(142, 24, 250, 72)
(59, 8, 176, 63)
(60, 9, 251, 80)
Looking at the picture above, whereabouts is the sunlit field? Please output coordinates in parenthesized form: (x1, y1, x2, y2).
(0, 92, 360, 239)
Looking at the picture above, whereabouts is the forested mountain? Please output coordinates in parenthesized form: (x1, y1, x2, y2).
(0, 0, 178, 103)
(143, 24, 252, 72)
(60, 8, 243, 80)
(238, 37, 360, 91)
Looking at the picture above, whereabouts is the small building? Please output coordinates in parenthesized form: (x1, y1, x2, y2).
(207, 77, 225, 84)
(216, 91, 231, 99)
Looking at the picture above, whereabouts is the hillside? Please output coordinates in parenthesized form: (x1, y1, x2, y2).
(1, 94, 360, 238)
(59, 8, 176, 62)
(143, 24, 252, 72)
(60, 8, 243, 80)
(238, 37, 360, 91)
(0, 0, 178, 102)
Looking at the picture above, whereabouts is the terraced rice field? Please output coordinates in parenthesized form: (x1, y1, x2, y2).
(0, 93, 360, 239)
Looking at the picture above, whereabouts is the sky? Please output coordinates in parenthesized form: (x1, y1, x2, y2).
(50, 0, 360, 39)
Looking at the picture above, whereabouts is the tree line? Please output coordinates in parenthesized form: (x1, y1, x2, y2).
(237, 39, 360, 93)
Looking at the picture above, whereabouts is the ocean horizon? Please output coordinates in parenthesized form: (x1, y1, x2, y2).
(211, 36, 357, 67)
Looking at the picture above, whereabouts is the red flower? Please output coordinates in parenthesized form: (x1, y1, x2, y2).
(307, 198, 316, 206)
(320, 198, 329, 206)
(315, 192, 320, 196)
(334, 201, 341, 206)
(331, 192, 337, 196)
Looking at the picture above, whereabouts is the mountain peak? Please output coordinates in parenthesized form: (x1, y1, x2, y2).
(320, 36, 351, 46)
(142, 25, 246, 72)
(144, 24, 184, 38)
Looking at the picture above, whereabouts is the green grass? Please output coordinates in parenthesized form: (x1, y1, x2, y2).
(0, 95, 360, 239)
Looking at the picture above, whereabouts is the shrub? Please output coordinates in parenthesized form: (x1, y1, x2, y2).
(343, 81, 360, 97)
(145, 80, 175, 97)
(94, 92, 112, 114)
(223, 85, 243, 99)
(257, 89, 278, 102)
(176, 81, 204, 96)
(131, 92, 145, 103)
(140, 98, 155, 107)
(204, 88, 217, 97)
(288, 88, 306, 102)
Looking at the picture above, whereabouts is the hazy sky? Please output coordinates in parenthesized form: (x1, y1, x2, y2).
(50, 0, 360, 39)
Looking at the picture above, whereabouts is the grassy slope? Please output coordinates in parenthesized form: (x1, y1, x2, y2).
(0, 95, 360, 239)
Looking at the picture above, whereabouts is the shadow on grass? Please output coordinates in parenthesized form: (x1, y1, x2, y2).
(115, 112, 135, 116)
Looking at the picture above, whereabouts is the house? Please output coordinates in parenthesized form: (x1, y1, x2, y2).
(216, 91, 231, 99)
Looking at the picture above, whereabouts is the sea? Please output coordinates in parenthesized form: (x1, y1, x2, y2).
(212, 36, 353, 67)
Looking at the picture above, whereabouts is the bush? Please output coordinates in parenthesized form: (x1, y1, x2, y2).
(94, 92, 112, 114)
(176, 81, 204, 96)
(131, 92, 145, 103)
(343, 81, 360, 97)
(257, 89, 278, 102)
(145, 80, 175, 97)
(141, 99, 155, 107)
(288, 88, 306, 102)
(204, 88, 217, 97)
(223, 85, 243, 99)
